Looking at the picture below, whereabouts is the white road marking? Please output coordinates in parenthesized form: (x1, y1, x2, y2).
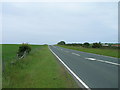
(97, 59, 120, 66)
(85, 58, 96, 61)
(55, 46, 119, 66)
(48, 46, 90, 89)
(78, 50, 118, 59)
(72, 53, 80, 56)
(85, 58, 120, 66)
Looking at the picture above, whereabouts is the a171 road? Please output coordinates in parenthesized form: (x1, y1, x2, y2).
(49, 45, 119, 89)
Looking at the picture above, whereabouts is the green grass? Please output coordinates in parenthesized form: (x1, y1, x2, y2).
(57, 45, 119, 58)
(2, 44, 41, 62)
(2, 44, 78, 88)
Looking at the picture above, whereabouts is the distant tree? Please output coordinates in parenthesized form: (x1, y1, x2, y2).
(92, 42, 102, 48)
(83, 42, 90, 47)
(57, 41, 66, 45)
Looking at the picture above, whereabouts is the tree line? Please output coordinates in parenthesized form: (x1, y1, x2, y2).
(57, 41, 103, 48)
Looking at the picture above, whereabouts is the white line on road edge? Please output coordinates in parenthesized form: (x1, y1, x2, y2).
(48, 46, 90, 90)
(72, 53, 81, 56)
(85, 58, 120, 66)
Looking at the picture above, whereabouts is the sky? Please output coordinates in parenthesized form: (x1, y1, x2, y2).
(1, 2, 118, 45)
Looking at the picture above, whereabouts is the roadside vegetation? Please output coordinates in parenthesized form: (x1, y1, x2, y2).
(2, 44, 40, 65)
(2, 44, 78, 88)
(17, 43, 31, 59)
(57, 41, 119, 58)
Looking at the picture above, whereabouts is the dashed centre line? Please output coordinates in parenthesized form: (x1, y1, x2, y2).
(85, 58, 96, 61)
(85, 58, 120, 66)
(72, 53, 80, 56)
(54, 47, 119, 66)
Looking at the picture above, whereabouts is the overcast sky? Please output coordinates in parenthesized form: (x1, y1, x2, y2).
(2, 2, 118, 44)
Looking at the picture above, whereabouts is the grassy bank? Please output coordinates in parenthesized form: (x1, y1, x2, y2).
(57, 45, 119, 58)
(2, 44, 78, 88)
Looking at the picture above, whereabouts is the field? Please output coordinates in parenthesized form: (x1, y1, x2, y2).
(2, 44, 78, 88)
(58, 45, 119, 58)
(2, 44, 40, 62)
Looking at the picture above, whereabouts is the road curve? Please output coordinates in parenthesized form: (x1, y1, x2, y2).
(49, 45, 119, 89)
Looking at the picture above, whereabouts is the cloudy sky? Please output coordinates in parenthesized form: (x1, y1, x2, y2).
(2, 2, 118, 44)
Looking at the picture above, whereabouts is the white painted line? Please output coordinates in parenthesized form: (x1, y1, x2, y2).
(78, 50, 118, 59)
(85, 58, 96, 61)
(85, 58, 120, 66)
(97, 59, 120, 66)
(58, 46, 119, 59)
(72, 53, 81, 56)
(48, 46, 90, 89)
(72, 53, 76, 54)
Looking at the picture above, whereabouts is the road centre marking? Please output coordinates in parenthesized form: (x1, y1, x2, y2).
(55, 46, 119, 66)
(72, 53, 80, 56)
(97, 59, 120, 66)
(85, 58, 96, 61)
(85, 58, 120, 66)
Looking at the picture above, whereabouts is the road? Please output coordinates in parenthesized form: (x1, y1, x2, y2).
(49, 45, 119, 89)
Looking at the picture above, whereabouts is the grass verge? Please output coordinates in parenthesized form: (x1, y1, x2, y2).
(57, 45, 119, 58)
(2, 44, 79, 88)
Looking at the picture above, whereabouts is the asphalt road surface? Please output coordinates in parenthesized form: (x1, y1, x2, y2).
(49, 45, 119, 89)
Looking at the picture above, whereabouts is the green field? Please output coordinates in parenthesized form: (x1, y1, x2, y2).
(2, 44, 41, 62)
(2, 44, 78, 88)
(58, 45, 119, 58)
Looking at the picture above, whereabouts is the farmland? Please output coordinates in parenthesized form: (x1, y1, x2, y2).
(2, 44, 78, 88)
